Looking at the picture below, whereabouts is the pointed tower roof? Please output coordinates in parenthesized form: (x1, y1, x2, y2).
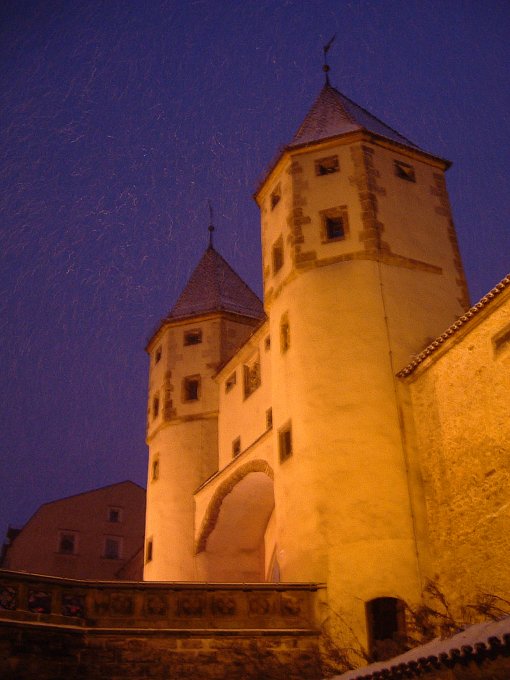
(167, 246, 265, 322)
(289, 83, 420, 150)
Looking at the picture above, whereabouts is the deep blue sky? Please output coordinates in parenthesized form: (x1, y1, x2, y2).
(1, 1, 509, 536)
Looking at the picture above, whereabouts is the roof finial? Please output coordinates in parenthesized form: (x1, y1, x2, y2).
(322, 34, 336, 86)
(207, 200, 215, 249)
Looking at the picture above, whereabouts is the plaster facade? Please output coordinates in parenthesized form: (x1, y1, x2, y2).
(1, 481, 145, 580)
(143, 82, 510, 664)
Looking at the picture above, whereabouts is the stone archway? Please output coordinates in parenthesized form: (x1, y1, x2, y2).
(195, 460, 275, 582)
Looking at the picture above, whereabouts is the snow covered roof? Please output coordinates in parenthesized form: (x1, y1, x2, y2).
(398, 273, 510, 377)
(289, 84, 420, 151)
(334, 616, 510, 680)
(167, 246, 264, 322)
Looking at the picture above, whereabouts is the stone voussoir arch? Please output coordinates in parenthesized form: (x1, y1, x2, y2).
(195, 459, 274, 553)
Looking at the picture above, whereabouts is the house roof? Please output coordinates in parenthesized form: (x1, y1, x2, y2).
(167, 246, 265, 322)
(335, 616, 510, 680)
(288, 83, 420, 150)
(398, 273, 510, 377)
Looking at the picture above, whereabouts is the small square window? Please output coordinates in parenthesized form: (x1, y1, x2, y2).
(394, 160, 416, 182)
(266, 408, 273, 430)
(225, 371, 237, 393)
(184, 329, 202, 346)
(104, 537, 121, 560)
(154, 346, 162, 364)
(321, 206, 349, 242)
(58, 532, 77, 555)
(279, 423, 293, 463)
(183, 376, 200, 402)
(315, 155, 339, 176)
(270, 184, 281, 209)
(108, 507, 122, 523)
(146, 538, 153, 563)
(232, 437, 241, 458)
(272, 237, 284, 274)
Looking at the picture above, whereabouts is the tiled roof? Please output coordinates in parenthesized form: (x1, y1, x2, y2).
(167, 246, 265, 321)
(336, 616, 510, 680)
(289, 84, 420, 150)
(397, 273, 510, 377)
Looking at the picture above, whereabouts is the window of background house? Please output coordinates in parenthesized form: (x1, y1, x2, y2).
(365, 597, 406, 661)
(154, 346, 162, 364)
(183, 376, 200, 402)
(225, 371, 236, 392)
(266, 408, 273, 430)
(270, 184, 281, 209)
(58, 531, 77, 555)
(108, 507, 122, 523)
(321, 206, 349, 242)
(394, 160, 416, 182)
(264, 335, 271, 351)
(184, 329, 202, 346)
(272, 236, 284, 274)
(279, 422, 293, 463)
(315, 155, 339, 176)
(232, 437, 241, 458)
(104, 537, 121, 560)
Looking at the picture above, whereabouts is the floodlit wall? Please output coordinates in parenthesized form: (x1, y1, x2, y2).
(401, 283, 510, 605)
(2, 482, 145, 580)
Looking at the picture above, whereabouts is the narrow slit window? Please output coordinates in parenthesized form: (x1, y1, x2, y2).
(279, 423, 293, 463)
(225, 371, 237, 393)
(272, 237, 284, 274)
(270, 184, 281, 209)
(232, 437, 241, 458)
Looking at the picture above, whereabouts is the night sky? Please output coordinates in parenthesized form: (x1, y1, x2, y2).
(1, 1, 509, 537)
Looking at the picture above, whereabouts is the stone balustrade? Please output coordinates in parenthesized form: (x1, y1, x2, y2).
(0, 569, 322, 631)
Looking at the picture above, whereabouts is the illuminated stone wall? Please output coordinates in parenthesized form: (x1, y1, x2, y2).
(401, 282, 510, 605)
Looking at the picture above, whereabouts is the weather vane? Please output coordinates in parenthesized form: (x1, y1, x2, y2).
(208, 200, 215, 248)
(323, 34, 336, 85)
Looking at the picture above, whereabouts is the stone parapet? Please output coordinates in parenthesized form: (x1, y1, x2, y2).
(0, 569, 321, 631)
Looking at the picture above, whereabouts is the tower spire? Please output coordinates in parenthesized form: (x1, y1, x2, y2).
(207, 200, 215, 249)
(322, 34, 336, 86)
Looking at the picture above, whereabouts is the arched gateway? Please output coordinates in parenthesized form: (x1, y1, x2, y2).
(195, 461, 275, 582)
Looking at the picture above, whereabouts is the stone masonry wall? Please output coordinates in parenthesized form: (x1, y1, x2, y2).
(0, 571, 322, 680)
(402, 286, 510, 607)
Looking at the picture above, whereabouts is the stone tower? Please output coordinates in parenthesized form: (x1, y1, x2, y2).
(143, 78, 470, 650)
(253, 82, 469, 633)
(144, 245, 264, 580)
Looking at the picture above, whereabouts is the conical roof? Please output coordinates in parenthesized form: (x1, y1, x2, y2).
(289, 83, 420, 150)
(167, 246, 265, 321)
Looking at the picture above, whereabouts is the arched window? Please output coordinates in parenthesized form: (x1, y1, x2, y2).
(365, 596, 407, 661)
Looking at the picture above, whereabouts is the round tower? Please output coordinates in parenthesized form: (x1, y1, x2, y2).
(255, 82, 469, 640)
(144, 245, 264, 580)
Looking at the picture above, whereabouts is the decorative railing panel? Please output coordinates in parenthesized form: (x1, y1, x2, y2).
(0, 570, 321, 631)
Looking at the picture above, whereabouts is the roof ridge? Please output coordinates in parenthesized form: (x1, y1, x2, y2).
(398, 273, 510, 377)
